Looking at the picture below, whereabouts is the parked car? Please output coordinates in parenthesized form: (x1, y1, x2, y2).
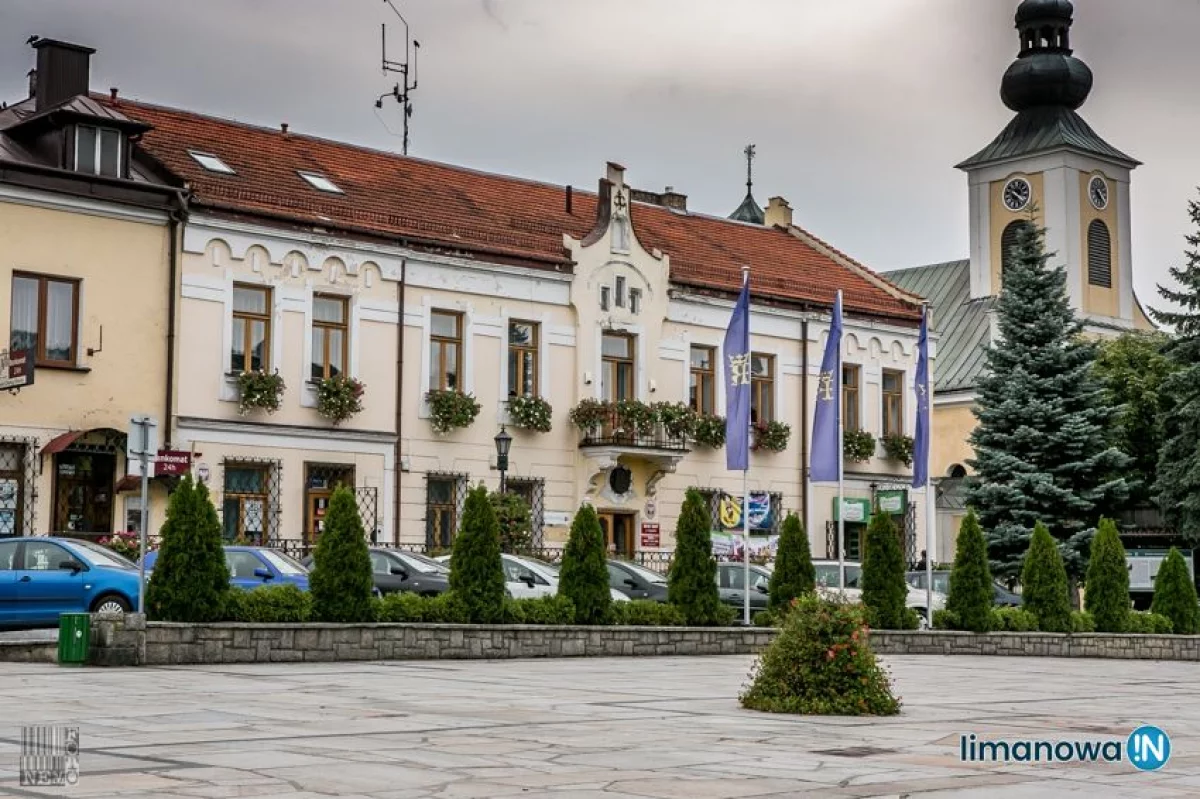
(811, 559, 946, 624)
(0, 537, 141, 628)
(905, 570, 1021, 607)
(715, 562, 773, 615)
(607, 559, 669, 602)
(434, 553, 630, 601)
(303, 548, 449, 596)
(143, 545, 310, 592)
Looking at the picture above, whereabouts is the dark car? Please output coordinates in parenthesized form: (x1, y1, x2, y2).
(716, 562, 771, 615)
(607, 559, 669, 602)
(303, 548, 449, 597)
(906, 570, 1021, 607)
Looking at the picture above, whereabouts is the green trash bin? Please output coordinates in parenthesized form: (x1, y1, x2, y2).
(58, 613, 90, 666)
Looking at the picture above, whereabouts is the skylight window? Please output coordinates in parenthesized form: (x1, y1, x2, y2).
(298, 171, 343, 194)
(188, 151, 235, 175)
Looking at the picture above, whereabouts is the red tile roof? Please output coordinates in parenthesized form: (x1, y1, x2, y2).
(108, 97, 921, 322)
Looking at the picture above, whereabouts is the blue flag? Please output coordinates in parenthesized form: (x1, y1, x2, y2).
(810, 291, 842, 482)
(912, 308, 931, 488)
(723, 277, 751, 471)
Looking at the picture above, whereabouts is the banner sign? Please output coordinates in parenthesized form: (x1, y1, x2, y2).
(832, 497, 871, 523)
(155, 450, 196, 477)
(877, 489, 907, 515)
(718, 492, 773, 531)
(711, 532, 779, 562)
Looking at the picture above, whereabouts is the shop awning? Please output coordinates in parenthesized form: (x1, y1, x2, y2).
(40, 427, 125, 456)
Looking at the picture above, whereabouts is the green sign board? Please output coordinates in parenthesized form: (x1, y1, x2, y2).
(877, 489, 908, 515)
(832, 497, 871, 523)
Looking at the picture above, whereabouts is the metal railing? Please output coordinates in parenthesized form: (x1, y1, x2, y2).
(578, 411, 688, 452)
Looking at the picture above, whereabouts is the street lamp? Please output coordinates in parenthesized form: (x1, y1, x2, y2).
(494, 426, 512, 493)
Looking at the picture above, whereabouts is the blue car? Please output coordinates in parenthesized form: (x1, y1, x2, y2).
(0, 537, 142, 628)
(143, 546, 310, 592)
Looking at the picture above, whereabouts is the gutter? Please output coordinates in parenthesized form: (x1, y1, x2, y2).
(394, 259, 406, 545)
(163, 209, 181, 448)
(800, 315, 810, 535)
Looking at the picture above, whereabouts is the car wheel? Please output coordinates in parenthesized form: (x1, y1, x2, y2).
(91, 594, 131, 614)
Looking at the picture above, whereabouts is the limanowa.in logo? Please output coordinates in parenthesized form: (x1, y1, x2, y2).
(961, 725, 1170, 771)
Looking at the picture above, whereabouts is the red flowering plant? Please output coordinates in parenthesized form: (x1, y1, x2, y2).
(740, 592, 900, 716)
(99, 530, 143, 561)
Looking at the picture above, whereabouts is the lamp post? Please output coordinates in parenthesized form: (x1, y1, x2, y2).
(494, 425, 512, 494)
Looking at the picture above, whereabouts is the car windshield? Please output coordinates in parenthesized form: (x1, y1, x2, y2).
(616, 560, 667, 584)
(397, 551, 449, 575)
(511, 556, 558, 580)
(258, 549, 308, 576)
(68, 540, 136, 569)
(814, 563, 861, 589)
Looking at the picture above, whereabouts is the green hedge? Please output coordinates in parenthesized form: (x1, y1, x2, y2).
(225, 585, 313, 623)
(1126, 611, 1174, 634)
(990, 607, 1039, 632)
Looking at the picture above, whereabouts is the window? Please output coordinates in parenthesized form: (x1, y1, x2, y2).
(601, 332, 635, 401)
(882, 369, 904, 438)
(426, 476, 461, 549)
(1000, 220, 1032, 277)
(222, 465, 268, 543)
(75, 125, 122, 177)
(429, 310, 462, 391)
(629, 288, 642, 314)
(689, 345, 716, 414)
(615, 276, 626, 308)
(0, 443, 25, 536)
(1088, 219, 1112, 288)
(304, 463, 355, 544)
(298, 171, 343, 194)
(22, 541, 71, 571)
(188, 151, 235, 174)
(508, 477, 545, 548)
(311, 294, 348, 380)
(10, 273, 79, 367)
(750, 353, 775, 423)
(600, 286, 611, 312)
(507, 320, 539, 397)
(0, 540, 18, 569)
(843, 364, 861, 431)
(231, 285, 271, 373)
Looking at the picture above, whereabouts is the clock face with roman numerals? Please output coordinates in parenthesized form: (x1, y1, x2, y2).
(1003, 178, 1032, 212)
(1089, 176, 1109, 210)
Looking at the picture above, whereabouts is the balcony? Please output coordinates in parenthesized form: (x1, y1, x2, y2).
(572, 404, 689, 454)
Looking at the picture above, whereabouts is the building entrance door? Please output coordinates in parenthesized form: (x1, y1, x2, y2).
(53, 452, 115, 534)
(598, 512, 636, 557)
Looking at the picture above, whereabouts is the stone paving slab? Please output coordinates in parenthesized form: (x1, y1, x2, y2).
(0, 654, 1197, 797)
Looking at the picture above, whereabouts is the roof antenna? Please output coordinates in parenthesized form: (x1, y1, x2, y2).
(376, 0, 420, 155)
(744, 143, 756, 196)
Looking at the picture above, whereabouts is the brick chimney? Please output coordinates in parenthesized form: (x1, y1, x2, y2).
(764, 196, 793, 228)
(31, 39, 94, 111)
(660, 186, 688, 212)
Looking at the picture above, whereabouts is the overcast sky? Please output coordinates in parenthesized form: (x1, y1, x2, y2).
(4, 0, 1198, 309)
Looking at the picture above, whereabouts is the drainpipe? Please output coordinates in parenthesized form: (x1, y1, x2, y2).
(800, 315, 810, 537)
(163, 198, 185, 450)
(393, 259, 406, 545)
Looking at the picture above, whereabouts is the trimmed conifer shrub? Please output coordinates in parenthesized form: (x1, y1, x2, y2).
(1151, 547, 1199, 635)
(668, 488, 725, 625)
(146, 476, 230, 622)
(1021, 522, 1072, 633)
(768, 513, 815, 611)
(1084, 518, 1131, 633)
(448, 484, 507, 623)
(740, 593, 900, 716)
(558, 504, 610, 624)
(860, 511, 908, 630)
(946, 510, 994, 633)
(309, 486, 375, 623)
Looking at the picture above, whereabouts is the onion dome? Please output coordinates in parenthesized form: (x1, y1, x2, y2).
(1001, 0, 1093, 112)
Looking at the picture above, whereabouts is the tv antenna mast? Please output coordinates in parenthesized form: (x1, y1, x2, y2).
(376, 0, 420, 155)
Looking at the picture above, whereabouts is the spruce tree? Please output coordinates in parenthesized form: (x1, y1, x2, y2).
(860, 512, 907, 630)
(946, 510, 994, 633)
(309, 486, 375, 623)
(1083, 518, 1130, 633)
(768, 513, 815, 611)
(668, 488, 724, 625)
(965, 217, 1129, 584)
(448, 484, 506, 623)
(145, 476, 230, 622)
(1151, 194, 1200, 545)
(558, 504, 610, 624)
(1151, 548, 1199, 635)
(1021, 522, 1072, 633)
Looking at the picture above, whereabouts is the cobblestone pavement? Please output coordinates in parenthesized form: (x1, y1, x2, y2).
(0, 654, 1197, 797)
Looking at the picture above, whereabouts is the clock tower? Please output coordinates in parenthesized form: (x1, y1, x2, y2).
(958, 0, 1148, 332)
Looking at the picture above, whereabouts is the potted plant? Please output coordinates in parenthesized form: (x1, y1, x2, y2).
(507, 395, 553, 433)
(316, 374, 365, 425)
(614, 399, 657, 437)
(752, 420, 791, 453)
(693, 414, 726, 449)
(882, 434, 915, 467)
(426, 389, 482, 434)
(236, 370, 285, 415)
(568, 398, 611, 434)
(844, 429, 876, 462)
(653, 401, 698, 441)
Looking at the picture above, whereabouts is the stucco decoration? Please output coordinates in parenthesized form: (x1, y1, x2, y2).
(645, 462, 677, 498)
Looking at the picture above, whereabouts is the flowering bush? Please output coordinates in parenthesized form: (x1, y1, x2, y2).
(843, 429, 876, 462)
(316, 375, 365, 424)
(426, 390, 481, 434)
(99, 530, 142, 561)
(882, 434, 914, 467)
(508, 395, 553, 433)
(752, 421, 791, 453)
(614, 399, 657, 436)
(236, 370, 285, 415)
(693, 414, 726, 448)
(653, 401, 698, 440)
(568, 398, 610, 431)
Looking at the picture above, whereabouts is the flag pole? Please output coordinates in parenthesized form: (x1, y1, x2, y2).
(742, 266, 751, 628)
(835, 289, 845, 593)
(924, 304, 936, 627)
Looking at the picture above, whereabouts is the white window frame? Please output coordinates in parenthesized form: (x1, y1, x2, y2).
(188, 150, 236, 175)
(298, 171, 344, 194)
(75, 125, 122, 177)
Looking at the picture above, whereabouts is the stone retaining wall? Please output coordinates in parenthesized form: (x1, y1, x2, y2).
(0, 639, 57, 664)
(83, 614, 1200, 667)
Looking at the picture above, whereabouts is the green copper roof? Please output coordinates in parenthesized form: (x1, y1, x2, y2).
(885, 260, 993, 393)
(958, 106, 1139, 170)
(729, 192, 764, 224)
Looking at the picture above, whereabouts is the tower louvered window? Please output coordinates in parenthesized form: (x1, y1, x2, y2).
(1000, 220, 1032, 277)
(1087, 220, 1112, 288)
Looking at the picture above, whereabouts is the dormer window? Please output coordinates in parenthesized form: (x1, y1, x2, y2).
(189, 151, 236, 175)
(298, 171, 343, 194)
(75, 125, 122, 177)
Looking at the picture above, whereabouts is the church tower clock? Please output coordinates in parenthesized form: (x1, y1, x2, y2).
(958, 0, 1151, 332)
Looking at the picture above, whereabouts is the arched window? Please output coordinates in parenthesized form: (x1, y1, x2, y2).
(1087, 219, 1112, 288)
(1000, 220, 1031, 277)
(947, 464, 967, 480)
